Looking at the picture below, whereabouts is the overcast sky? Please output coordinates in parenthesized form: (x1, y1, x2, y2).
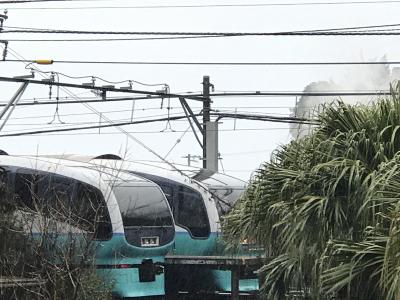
(0, 0, 398, 180)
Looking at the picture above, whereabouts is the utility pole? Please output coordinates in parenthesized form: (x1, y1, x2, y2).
(202, 76, 218, 172)
(184, 154, 192, 166)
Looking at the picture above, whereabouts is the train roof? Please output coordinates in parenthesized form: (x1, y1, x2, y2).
(31, 153, 247, 187)
(0, 155, 108, 190)
(6, 152, 246, 207)
(28, 156, 163, 188)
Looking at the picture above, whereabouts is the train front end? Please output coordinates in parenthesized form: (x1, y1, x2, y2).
(89, 172, 175, 298)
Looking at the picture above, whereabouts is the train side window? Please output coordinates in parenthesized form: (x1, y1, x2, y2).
(75, 183, 112, 240)
(0, 166, 13, 207)
(158, 185, 174, 212)
(177, 186, 210, 238)
(42, 174, 75, 218)
(13, 169, 48, 211)
(12, 169, 111, 239)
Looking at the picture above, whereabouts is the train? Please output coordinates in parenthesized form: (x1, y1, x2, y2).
(0, 154, 175, 298)
(0, 152, 260, 298)
(38, 154, 260, 295)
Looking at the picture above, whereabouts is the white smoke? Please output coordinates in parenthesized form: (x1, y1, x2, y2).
(290, 56, 400, 138)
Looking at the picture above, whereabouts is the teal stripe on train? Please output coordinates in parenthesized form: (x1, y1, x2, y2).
(95, 234, 173, 298)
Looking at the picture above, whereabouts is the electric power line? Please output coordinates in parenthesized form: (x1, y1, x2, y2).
(0, 127, 290, 137)
(0, 127, 289, 139)
(3, 107, 203, 126)
(5, 106, 184, 120)
(31, 70, 169, 87)
(3, 105, 301, 123)
(0, 111, 313, 137)
(2, 36, 225, 42)
(4, 29, 400, 36)
(4, 59, 400, 66)
(5, 23, 400, 33)
(3, 23, 400, 42)
(3, 0, 400, 9)
(4, 47, 191, 174)
(3, 22, 400, 37)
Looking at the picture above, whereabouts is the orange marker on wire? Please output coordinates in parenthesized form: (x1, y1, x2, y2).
(34, 59, 53, 65)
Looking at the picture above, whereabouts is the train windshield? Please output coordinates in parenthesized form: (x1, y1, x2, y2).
(127, 172, 210, 238)
(112, 183, 173, 227)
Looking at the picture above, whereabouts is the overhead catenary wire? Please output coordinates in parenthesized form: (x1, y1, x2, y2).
(4, 59, 400, 66)
(5, 106, 190, 121)
(2, 105, 303, 119)
(0, 95, 169, 107)
(0, 109, 316, 127)
(2, 36, 225, 42)
(5, 47, 231, 191)
(25, 70, 170, 89)
(5, 23, 400, 33)
(0, 0, 76, 2)
(0, 73, 393, 100)
(0, 111, 314, 137)
(0, 127, 289, 136)
(2, 105, 302, 123)
(3, 22, 400, 36)
(0, 75, 204, 101)
(0, 125, 293, 137)
(4, 29, 400, 36)
(4, 110, 204, 127)
(212, 112, 317, 125)
(3, 23, 400, 42)
(3, 0, 400, 8)
(4, 47, 186, 171)
(3, 104, 203, 123)
(0, 114, 196, 135)
(0, 88, 393, 103)
(0, 104, 314, 135)
(0, 88, 393, 107)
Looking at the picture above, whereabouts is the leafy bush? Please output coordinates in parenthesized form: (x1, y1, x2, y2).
(223, 83, 400, 299)
(0, 170, 112, 300)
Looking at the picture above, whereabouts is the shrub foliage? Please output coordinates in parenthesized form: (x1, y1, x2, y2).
(222, 83, 400, 299)
(0, 169, 112, 300)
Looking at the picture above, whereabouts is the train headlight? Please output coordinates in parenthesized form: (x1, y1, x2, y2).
(240, 238, 249, 245)
(141, 236, 160, 247)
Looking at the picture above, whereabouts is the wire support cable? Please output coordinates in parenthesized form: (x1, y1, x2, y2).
(38, 71, 168, 87)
